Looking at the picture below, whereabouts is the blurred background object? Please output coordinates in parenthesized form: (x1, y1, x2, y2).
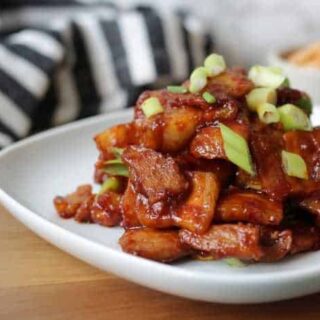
(1, 0, 320, 149)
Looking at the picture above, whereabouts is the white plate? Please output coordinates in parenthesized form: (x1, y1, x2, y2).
(1, 108, 320, 304)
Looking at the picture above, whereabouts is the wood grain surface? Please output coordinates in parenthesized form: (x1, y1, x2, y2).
(1, 204, 320, 320)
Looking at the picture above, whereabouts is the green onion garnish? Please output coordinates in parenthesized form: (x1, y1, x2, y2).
(296, 95, 313, 115)
(257, 102, 280, 124)
(220, 124, 255, 175)
(189, 67, 208, 93)
(141, 97, 164, 118)
(99, 177, 121, 194)
(245, 87, 277, 112)
(277, 104, 312, 132)
(224, 258, 246, 268)
(167, 85, 188, 94)
(202, 91, 216, 104)
(104, 163, 129, 177)
(105, 158, 123, 165)
(204, 53, 226, 77)
(248, 65, 286, 89)
(281, 77, 290, 88)
(111, 147, 124, 158)
(281, 150, 308, 180)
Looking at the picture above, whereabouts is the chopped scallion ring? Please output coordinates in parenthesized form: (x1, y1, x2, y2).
(281, 150, 308, 180)
(105, 158, 123, 165)
(202, 91, 216, 104)
(111, 147, 124, 158)
(220, 124, 255, 175)
(104, 163, 129, 177)
(167, 85, 188, 94)
(248, 65, 286, 89)
(204, 53, 226, 77)
(189, 67, 208, 93)
(278, 104, 312, 131)
(257, 103, 280, 124)
(281, 77, 290, 88)
(296, 95, 313, 115)
(99, 177, 121, 194)
(224, 258, 246, 268)
(245, 87, 277, 112)
(141, 97, 164, 118)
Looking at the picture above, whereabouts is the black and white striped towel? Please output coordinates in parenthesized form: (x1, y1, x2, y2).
(0, 1, 214, 149)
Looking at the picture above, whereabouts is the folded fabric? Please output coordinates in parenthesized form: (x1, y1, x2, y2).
(0, 1, 214, 149)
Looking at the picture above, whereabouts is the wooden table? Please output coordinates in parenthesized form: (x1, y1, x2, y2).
(1, 204, 320, 320)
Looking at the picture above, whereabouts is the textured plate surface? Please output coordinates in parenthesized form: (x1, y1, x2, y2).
(0, 108, 320, 304)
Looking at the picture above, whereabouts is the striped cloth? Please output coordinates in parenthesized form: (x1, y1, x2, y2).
(0, 1, 214, 148)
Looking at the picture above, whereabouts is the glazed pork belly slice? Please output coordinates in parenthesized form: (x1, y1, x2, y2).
(94, 123, 134, 157)
(91, 192, 122, 227)
(53, 184, 94, 221)
(250, 124, 320, 200)
(259, 228, 292, 262)
(190, 122, 249, 160)
(121, 181, 142, 229)
(205, 68, 254, 98)
(179, 223, 263, 261)
(179, 224, 310, 262)
(282, 129, 320, 196)
(215, 190, 283, 225)
(173, 171, 220, 234)
(119, 229, 191, 262)
(250, 126, 291, 200)
(122, 146, 189, 205)
(134, 105, 202, 152)
(135, 67, 254, 114)
(121, 180, 174, 229)
(283, 129, 320, 182)
(298, 191, 320, 225)
(290, 225, 320, 254)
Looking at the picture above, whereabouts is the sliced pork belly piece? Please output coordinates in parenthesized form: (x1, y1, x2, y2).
(260, 228, 292, 262)
(190, 122, 249, 160)
(119, 229, 191, 262)
(122, 146, 189, 204)
(174, 171, 220, 234)
(290, 225, 320, 255)
(91, 192, 122, 227)
(215, 190, 283, 225)
(179, 223, 263, 261)
(206, 69, 254, 98)
(250, 127, 291, 200)
(283, 129, 320, 181)
(54, 185, 93, 220)
(299, 191, 320, 225)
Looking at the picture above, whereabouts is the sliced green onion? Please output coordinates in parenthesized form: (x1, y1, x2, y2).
(104, 163, 129, 177)
(141, 97, 164, 118)
(296, 95, 313, 115)
(204, 53, 226, 77)
(99, 177, 121, 194)
(248, 65, 286, 89)
(281, 150, 308, 180)
(278, 104, 312, 131)
(202, 91, 216, 104)
(189, 67, 208, 93)
(245, 87, 277, 112)
(257, 103, 280, 124)
(220, 124, 255, 175)
(111, 147, 124, 158)
(105, 158, 123, 165)
(224, 258, 246, 268)
(281, 77, 290, 88)
(167, 85, 188, 94)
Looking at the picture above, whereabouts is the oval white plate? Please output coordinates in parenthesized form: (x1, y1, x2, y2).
(1, 108, 320, 304)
